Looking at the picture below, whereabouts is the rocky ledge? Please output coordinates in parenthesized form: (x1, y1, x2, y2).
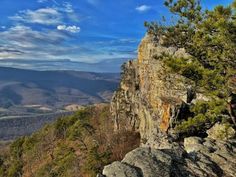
(102, 136, 236, 177)
(101, 35, 236, 177)
(101, 123, 236, 177)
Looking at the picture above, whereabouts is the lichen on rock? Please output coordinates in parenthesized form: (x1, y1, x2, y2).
(111, 35, 205, 149)
(207, 122, 236, 141)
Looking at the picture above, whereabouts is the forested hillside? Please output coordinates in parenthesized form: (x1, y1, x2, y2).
(0, 105, 140, 177)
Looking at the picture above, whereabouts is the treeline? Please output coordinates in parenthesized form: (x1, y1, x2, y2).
(0, 112, 72, 140)
(0, 105, 140, 177)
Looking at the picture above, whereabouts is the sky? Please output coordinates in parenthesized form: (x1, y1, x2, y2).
(0, 0, 233, 63)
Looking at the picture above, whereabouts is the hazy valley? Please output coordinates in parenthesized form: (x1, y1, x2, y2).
(0, 67, 119, 140)
(0, 58, 128, 73)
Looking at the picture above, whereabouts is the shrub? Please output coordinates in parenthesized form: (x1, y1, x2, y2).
(176, 99, 227, 134)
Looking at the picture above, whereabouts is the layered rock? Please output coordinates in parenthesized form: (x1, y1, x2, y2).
(111, 35, 197, 148)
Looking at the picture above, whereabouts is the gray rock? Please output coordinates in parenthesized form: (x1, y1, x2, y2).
(102, 137, 236, 177)
(184, 137, 206, 153)
(103, 161, 141, 177)
(122, 148, 172, 177)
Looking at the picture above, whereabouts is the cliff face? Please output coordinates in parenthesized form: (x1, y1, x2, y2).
(105, 35, 236, 177)
(111, 35, 199, 148)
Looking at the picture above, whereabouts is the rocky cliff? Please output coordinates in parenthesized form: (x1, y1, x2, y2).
(102, 35, 236, 177)
(111, 34, 200, 148)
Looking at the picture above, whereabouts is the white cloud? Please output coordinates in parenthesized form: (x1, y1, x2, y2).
(10, 1, 79, 25)
(62, 2, 74, 13)
(57, 25, 80, 33)
(0, 24, 137, 62)
(9, 8, 62, 25)
(136, 5, 151, 12)
(0, 24, 70, 59)
(55, 2, 79, 22)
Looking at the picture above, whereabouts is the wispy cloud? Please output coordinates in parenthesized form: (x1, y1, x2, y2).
(0, 1, 84, 61)
(9, 1, 79, 25)
(0, 24, 137, 62)
(136, 5, 151, 12)
(0, 0, 140, 63)
(57, 25, 80, 33)
(61, 2, 74, 13)
(0, 45, 24, 59)
(0, 25, 70, 59)
(56, 2, 79, 22)
(37, 0, 48, 3)
(87, 0, 99, 6)
(9, 8, 62, 25)
(37, 0, 59, 5)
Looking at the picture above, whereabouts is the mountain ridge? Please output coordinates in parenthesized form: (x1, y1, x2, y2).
(0, 58, 128, 73)
(0, 66, 119, 108)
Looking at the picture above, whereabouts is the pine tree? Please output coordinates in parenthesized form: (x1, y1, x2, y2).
(145, 0, 236, 133)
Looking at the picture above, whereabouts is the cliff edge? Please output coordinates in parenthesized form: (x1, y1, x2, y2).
(111, 34, 207, 148)
(102, 35, 236, 177)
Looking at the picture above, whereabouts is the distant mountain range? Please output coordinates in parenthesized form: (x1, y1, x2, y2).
(0, 58, 129, 73)
(0, 67, 120, 108)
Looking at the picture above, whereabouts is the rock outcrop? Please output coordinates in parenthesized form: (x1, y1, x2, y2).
(102, 137, 236, 177)
(104, 35, 236, 177)
(111, 35, 199, 148)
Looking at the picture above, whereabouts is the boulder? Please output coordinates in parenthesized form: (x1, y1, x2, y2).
(184, 137, 206, 153)
(207, 122, 236, 141)
(122, 148, 172, 177)
(103, 161, 141, 177)
(102, 145, 228, 177)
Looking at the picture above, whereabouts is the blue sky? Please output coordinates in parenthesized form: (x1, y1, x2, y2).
(0, 0, 233, 63)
